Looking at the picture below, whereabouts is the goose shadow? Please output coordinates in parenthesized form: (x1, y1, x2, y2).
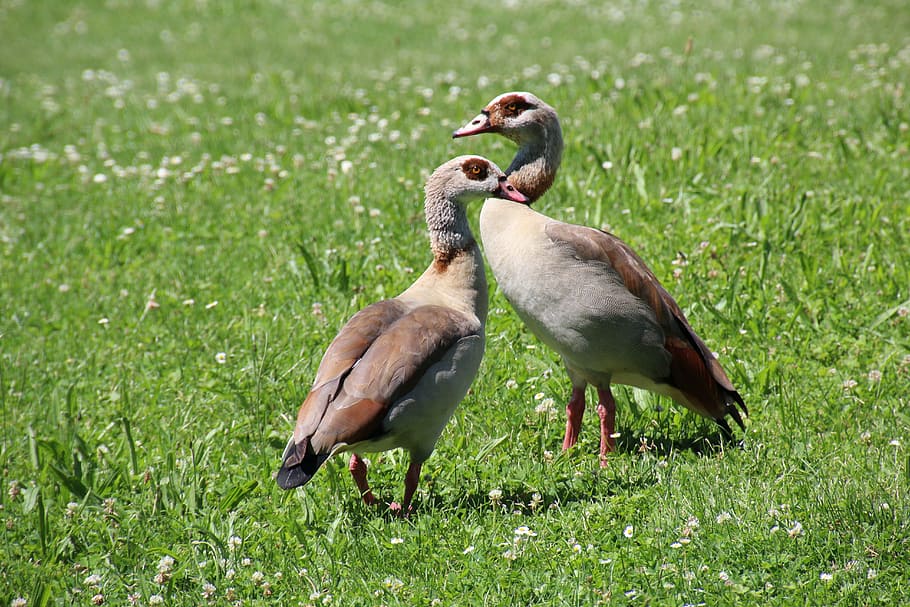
(612, 427, 745, 458)
(415, 427, 746, 515)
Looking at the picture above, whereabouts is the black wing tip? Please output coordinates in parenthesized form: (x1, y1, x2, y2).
(276, 441, 329, 490)
(276, 464, 314, 490)
(728, 391, 748, 430)
(715, 390, 748, 436)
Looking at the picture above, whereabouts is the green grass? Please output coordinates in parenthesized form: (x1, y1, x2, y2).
(2, 0, 909, 604)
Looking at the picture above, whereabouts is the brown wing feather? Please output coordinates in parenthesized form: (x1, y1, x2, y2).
(279, 301, 478, 489)
(299, 304, 479, 454)
(290, 299, 410, 445)
(545, 221, 746, 427)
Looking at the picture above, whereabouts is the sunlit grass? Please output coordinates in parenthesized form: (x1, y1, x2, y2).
(2, 0, 909, 605)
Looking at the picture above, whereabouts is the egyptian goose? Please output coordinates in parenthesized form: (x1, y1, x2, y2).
(453, 92, 747, 465)
(277, 156, 529, 513)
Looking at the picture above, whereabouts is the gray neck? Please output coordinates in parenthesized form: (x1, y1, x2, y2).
(424, 189, 474, 258)
(505, 113, 563, 203)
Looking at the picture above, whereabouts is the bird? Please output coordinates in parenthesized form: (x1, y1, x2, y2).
(276, 155, 529, 513)
(453, 91, 747, 465)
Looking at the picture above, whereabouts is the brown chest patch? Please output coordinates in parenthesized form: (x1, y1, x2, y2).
(432, 247, 467, 273)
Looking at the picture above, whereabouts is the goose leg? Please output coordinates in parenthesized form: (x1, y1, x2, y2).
(389, 461, 422, 517)
(349, 453, 377, 506)
(596, 387, 617, 466)
(562, 386, 587, 450)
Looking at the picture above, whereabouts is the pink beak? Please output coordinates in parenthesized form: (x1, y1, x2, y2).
(452, 112, 493, 138)
(494, 177, 529, 204)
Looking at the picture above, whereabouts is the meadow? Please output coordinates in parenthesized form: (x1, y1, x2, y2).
(2, 0, 909, 604)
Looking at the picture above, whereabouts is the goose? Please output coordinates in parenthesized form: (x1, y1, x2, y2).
(453, 92, 747, 465)
(277, 155, 529, 513)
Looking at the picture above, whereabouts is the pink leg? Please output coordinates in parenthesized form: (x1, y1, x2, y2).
(389, 461, 422, 517)
(349, 453, 377, 506)
(596, 387, 617, 467)
(562, 386, 587, 451)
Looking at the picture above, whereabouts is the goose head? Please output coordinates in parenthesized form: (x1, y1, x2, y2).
(452, 92, 558, 146)
(426, 155, 530, 205)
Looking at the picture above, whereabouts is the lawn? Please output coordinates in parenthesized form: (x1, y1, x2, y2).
(2, 0, 909, 605)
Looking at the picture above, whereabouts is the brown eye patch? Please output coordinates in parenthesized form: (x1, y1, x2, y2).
(498, 94, 533, 117)
(461, 158, 489, 181)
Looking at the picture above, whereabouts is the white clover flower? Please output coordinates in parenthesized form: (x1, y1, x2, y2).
(488, 489, 503, 504)
(715, 511, 732, 524)
(91, 595, 104, 605)
(383, 577, 404, 591)
(251, 571, 264, 584)
(513, 526, 536, 537)
(534, 398, 556, 415)
(819, 572, 833, 581)
(463, 545, 475, 555)
(390, 537, 404, 545)
(227, 535, 242, 550)
(158, 556, 174, 573)
(788, 521, 803, 538)
(148, 596, 163, 606)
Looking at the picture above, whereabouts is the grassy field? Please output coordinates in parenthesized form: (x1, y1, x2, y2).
(2, 0, 909, 604)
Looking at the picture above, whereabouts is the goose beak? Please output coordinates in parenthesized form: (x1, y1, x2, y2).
(494, 177, 529, 203)
(453, 112, 493, 138)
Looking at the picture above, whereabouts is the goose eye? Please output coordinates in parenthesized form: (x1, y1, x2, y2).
(506, 103, 518, 112)
(462, 161, 488, 180)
